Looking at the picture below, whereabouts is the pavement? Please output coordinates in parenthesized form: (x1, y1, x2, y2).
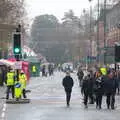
(0, 71, 120, 120)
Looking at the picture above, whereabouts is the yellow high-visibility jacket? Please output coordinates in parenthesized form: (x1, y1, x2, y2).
(6, 72, 14, 86)
(32, 66, 36, 72)
(100, 68, 107, 75)
(19, 74, 27, 89)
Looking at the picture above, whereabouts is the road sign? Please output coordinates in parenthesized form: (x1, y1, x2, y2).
(14, 61, 22, 69)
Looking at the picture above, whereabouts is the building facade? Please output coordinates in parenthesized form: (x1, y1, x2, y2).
(0, 24, 15, 58)
(106, 2, 120, 47)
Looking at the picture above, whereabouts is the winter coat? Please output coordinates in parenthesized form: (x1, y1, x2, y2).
(94, 76, 104, 94)
(81, 76, 94, 95)
(103, 76, 118, 94)
(62, 76, 74, 91)
(77, 71, 84, 80)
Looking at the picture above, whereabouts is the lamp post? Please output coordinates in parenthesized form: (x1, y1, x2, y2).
(88, 0, 92, 65)
(104, 0, 107, 65)
(97, 0, 100, 63)
(78, 20, 81, 63)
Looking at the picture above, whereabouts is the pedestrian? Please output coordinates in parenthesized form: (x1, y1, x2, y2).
(42, 65, 46, 77)
(81, 73, 94, 108)
(103, 71, 118, 109)
(62, 72, 74, 107)
(94, 70, 104, 109)
(32, 65, 37, 77)
(88, 70, 94, 104)
(6, 69, 15, 99)
(116, 70, 120, 95)
(77, 68, 84, 87)
(48, 64, 54, 76)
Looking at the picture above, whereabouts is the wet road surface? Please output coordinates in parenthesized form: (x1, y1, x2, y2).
(1, 71, 120, 120)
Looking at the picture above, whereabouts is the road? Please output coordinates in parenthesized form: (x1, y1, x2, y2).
(1, 71, 120, 120)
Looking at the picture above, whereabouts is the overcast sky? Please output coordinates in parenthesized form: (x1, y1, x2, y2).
(25, 0, 97, 21)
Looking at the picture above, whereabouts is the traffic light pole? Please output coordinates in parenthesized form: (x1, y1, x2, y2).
(14, 25, 21, 81)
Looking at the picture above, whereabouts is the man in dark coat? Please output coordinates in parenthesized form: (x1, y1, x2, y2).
(77, 69, 84, 87)
(103, 71, 118, 109)
(81, 74, 94, 108)
(62, 72, 74, 107)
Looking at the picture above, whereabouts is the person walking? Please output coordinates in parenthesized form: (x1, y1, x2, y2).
(88, 70, 94, 104)
(81, 73, 94, 108)
(42, 65, 46, 77)
(32, 65, 37, 77)
(94, 71, 104, 109)
(62, 72, 74, 107)
(77, 68, 84, 87)
(116, 70, 120, 95)
(103, 71, 118, 109)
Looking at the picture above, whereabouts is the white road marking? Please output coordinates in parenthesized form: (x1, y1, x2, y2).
(3, 104, 7, 108)
(1, 103, 7, 119)
(2, 107, 6, 112)
(1, 112, 5, 118)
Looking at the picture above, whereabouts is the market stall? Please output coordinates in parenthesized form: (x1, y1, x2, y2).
(0, 59, 30, 81)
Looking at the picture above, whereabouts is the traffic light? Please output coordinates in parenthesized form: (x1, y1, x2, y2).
(13, 33, 21, 54)
(115, 45, 120, 62)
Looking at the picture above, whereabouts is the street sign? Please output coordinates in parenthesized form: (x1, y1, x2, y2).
(14, 61, 22, 69)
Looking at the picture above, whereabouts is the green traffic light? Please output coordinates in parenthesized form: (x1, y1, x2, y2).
(14, 48, 20, 53)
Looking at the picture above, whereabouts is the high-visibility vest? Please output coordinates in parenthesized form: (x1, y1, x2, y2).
(7, 72, 14, 86)
(32, 66, 36, 72)
(15, 81, 22, 99)
(19, 74, 27, 89)
(100, 68, 107, 75)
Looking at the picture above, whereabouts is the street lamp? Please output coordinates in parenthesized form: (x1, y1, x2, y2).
(97, 0, 100, 63)
(88, 0, 92, 64)
(104, 0, 107, 65)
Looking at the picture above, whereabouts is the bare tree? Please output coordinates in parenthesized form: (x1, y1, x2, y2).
(0, 0, 26, 25)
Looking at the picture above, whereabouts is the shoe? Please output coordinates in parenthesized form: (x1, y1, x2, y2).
(107, 105, 110, 109)
(16, 98, 19, 101)
(99, 106, 102, 109)
(67, 103, 70, 107)
(111, 106, 115, 110)
(96, 105, 98, 109)
(84, 105, 88, 108)
(89, 102, 94, 104)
